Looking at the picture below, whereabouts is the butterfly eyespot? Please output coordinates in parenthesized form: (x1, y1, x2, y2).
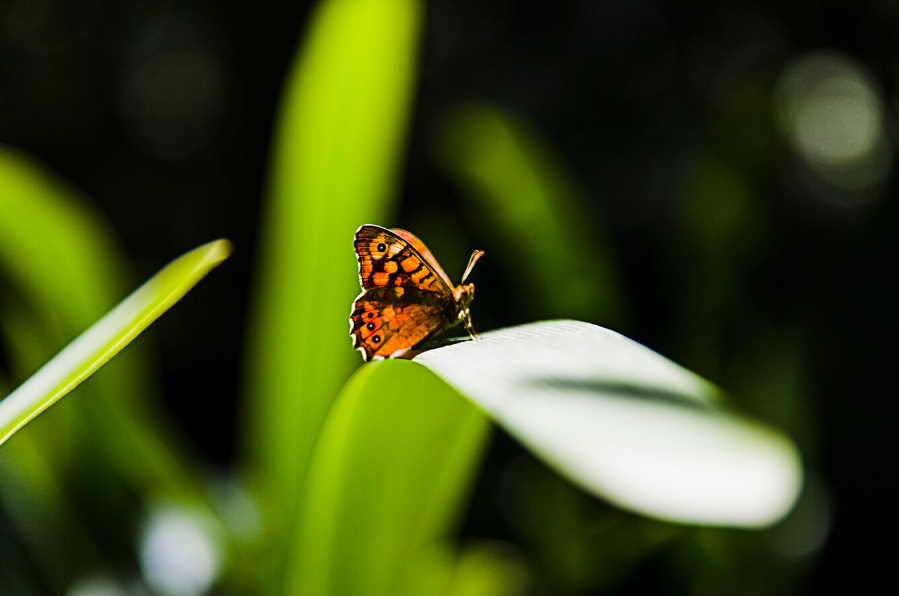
(352, 224, 484, 360)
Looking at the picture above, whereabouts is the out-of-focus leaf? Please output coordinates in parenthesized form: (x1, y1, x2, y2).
(0, 374, 101, 594)
(0, 148, 133, 334)
(397, 543, 455, 596)
(241, 0, 422, 544)
(415, 321, 803, 528)
(284, 360, 490, 596)
(434, 105, 625, 324)
(447, 542, 530, 596)
(398, 541, 529, 596)
(500, 453, 680, 593)
(0, 240, 231, 446)
(671, 154, 765, 376)
(0, 148, 211, 499)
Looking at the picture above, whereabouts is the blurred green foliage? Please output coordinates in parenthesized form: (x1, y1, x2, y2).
(0, 0, 820, 595)
(285, 360, 490, 596)
(434, 104, 626, 325)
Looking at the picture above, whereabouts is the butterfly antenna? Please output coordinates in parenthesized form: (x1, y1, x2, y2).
(460, 250, 485, 284)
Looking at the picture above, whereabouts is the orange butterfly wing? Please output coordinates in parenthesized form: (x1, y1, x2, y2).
(354, 225, 454, 297)
(351, 225, 458, 360)
(350, 287, 450, 360)
(389, 228, 455, 291)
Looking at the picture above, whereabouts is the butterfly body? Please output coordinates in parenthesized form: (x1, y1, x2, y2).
(350, 224, 483, 361)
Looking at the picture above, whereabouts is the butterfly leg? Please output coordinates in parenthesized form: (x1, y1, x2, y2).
(464, 312, 479, 341)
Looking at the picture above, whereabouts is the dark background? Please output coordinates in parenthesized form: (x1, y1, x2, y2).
(2, 0, 895, 593)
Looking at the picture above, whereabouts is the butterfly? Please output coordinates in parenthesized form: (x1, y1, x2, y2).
(350, 224, 485, 361)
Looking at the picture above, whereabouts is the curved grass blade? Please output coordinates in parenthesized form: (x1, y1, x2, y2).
(415, 320, 803, 528)
(0, 240, 232, 447)
(0, 148, 211, 498)
(284, 360, 490, 596)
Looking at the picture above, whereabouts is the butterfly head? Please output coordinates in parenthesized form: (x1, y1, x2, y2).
(455, 283, 475, 315)
(454, 249, 484, 337)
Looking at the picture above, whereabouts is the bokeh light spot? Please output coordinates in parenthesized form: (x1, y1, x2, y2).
(774, 51, 892, 204)
(138, 503, 223, 596)
(793, 76, 880, 164)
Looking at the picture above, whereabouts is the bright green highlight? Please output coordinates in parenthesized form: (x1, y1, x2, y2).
(285, 359, 490, 596)
(242, 0, 423, 528)
(0, 240, 232, 447)
(0, 148, 203, 502)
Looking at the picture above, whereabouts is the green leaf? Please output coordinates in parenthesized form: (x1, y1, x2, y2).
(415, 321, 803, 528)
(0, 148, 211, 501)
(241, 0, 423, 523)
(0, 148, 134, 333)
(0, 240, 232, 447)
(284, 360, 490, 596)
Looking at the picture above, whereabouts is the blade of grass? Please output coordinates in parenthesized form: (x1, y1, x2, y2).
(0, 148, 216, 500)
(284, 360, 490, 596)
(241, 0, 422, 540)
(0, 240, 231, 446)
(414, 321, 803, 528)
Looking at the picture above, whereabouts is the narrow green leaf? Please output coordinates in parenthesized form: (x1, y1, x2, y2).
(285, 360, 490, 596)
(242, 0, 422, 532)
(0, 147, 212, 502)
(415, 321, 803, 528)
(0, 240, 232, 447)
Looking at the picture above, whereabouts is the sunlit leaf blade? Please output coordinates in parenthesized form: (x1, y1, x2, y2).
(241, 0, 423, 525)
(0, 148, 164, 583)
(415, 321, 803, 528)
(285, 360, 490, 596)
(0, 148, 212, 501)
(0, 240, 232, 447)
(435, 105, 625, 324)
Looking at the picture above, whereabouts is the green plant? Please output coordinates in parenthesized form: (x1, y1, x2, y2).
(0, 0, 805, 595)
